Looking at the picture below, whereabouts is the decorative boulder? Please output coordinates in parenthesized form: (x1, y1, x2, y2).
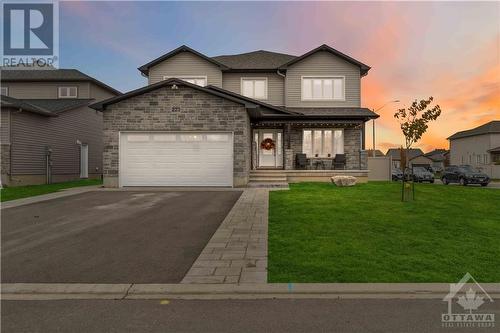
(331, 175, 357, 187)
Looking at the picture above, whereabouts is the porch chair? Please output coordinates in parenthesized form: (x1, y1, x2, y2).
(295, 153, 308, 170)
(332, 154, 346, 170)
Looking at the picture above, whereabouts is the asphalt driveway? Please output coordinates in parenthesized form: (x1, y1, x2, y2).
(1, 190, 242, 283)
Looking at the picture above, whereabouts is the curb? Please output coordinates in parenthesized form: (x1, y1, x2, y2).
(3, 283, 500, 300)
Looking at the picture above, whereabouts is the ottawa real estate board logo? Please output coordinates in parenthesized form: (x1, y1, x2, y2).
(442, 273, 495, 328)
(2, 0, 59, 68)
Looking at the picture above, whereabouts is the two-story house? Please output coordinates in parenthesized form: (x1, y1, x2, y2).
(1, 68, 120, 186)
(90, 44, 378, 187)
(448, 120, 500, 179)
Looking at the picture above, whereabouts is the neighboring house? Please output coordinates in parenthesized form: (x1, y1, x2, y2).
(386, 148, 424, 169)
(90, 44, 378, 187)
(366, 149, 384, 157)
(423, 149, 448, 171)
(448, 120, 500, 179)
(409, 154, 433, 169)
(1, 68, 120, 186)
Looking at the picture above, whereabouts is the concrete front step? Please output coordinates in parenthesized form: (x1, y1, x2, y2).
(248, 177, 287, 182)
(247, 182, 289, 188)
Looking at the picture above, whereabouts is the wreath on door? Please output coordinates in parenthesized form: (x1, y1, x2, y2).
(260, 138, 276, 150)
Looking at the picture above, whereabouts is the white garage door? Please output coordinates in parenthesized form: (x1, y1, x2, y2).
(120, 132, 233, 186)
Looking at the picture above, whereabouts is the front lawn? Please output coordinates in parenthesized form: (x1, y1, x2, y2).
(1, 179, 102, 202)
(268, 182, 500, 282)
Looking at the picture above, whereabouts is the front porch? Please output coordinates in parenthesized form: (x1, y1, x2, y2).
(251, 120, 367, 169)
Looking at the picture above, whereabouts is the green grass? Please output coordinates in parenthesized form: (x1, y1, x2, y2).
(268, 182, 500, 283)
(1, 178, 102, 202)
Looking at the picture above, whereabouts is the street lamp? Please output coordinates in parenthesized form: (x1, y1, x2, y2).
(372, 100, 400, 157)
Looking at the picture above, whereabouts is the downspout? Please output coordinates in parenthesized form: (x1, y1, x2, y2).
(276, 69, 286, 106)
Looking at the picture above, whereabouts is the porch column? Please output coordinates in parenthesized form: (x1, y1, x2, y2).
(284, 123, 294, 170)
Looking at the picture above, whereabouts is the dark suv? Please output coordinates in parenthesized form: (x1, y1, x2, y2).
(442, 165, 490, 186)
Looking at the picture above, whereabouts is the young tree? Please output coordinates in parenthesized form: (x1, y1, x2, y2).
(394, 97, 441, 201)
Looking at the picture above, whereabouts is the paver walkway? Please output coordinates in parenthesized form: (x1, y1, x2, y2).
(181, 189, 269, 284)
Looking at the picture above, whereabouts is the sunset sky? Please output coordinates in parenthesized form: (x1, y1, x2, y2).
(60, 1, 499, 152)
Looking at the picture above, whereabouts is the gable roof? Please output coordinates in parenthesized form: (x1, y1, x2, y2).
(424, 149, 448, 162)
(138, 45, 229, 75)
(89, 78, 259, 111)
(448, 121, 500, 140)
(1, 95, 56, 117)
(212, 50, 296, 71)
(386, 148, 424, 160)
(138, 44, 371, 75)
(1, 68, 121, 95)
(278, 44, 371, 76)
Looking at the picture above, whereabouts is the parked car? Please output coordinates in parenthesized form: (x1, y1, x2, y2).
(441, 165, 490, 186)
(411, 167, 435, 183)
(391, 168, 403, 181)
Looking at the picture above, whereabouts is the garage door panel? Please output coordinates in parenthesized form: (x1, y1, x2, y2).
(120, 132, 233, 186)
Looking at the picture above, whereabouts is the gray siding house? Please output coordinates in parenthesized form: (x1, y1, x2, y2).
(1, 69, 120, 186)
(91, 44, 377, 187)
(448, 121, 500, 179)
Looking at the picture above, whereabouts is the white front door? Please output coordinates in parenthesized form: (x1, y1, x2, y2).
(120, 132, 233, 187)
(80, 144, 89, 178)
(254, 129, 283, 168)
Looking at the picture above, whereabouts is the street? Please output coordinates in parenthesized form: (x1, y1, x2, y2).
(3, 298, 499, 333)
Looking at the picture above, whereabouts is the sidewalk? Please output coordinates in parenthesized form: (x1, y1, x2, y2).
(1, 185, 101, 209)
(3, 283, 500, 300)
(181, 188, 269, 284)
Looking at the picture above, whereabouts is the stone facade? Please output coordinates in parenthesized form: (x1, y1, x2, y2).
(102, 85, 251, 187)
(285, 126, 365, 170)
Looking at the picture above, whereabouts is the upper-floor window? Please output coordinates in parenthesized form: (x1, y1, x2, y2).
(58, 86, 78, 98)
(241, 78, 267, 100)
(0, 86, 8, 96)
(301, 76, 345, 101)
(164, 76, 207, 86)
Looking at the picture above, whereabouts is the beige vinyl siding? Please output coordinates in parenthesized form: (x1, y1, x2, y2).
(148, 52, 222, 87)
(285, 51, 361, 107)
(10, 106, 103, 175)
(2, 82, 90, 99)
(222, 73, 285, 106)
(1, 110, 11, 144)
(89, 83, 117, 102)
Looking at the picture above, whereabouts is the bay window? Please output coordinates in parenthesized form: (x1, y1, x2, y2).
(302, 77, 345, 100)
(241, 78, 267, 99)
(302, 129, 344, 157)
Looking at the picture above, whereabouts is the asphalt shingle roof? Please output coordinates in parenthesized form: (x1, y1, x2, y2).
(1, 95, 55, 116)
(286, 107, 378, 118)
(212, 50, 297, 70)
(386, 148, 424, 160)
(1, 68, 121, 95)
(23, 99, 94, 114)
(448, 121, 500, 140)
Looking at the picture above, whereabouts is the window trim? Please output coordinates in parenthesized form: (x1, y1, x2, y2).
(300, 76, 346, 101)
(58, 86, 78, 98)
(302, 128, 344, 158)
(163, 75, 208, 86)
(1, 86, 8, 96)
(240, 77, 268, 100)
